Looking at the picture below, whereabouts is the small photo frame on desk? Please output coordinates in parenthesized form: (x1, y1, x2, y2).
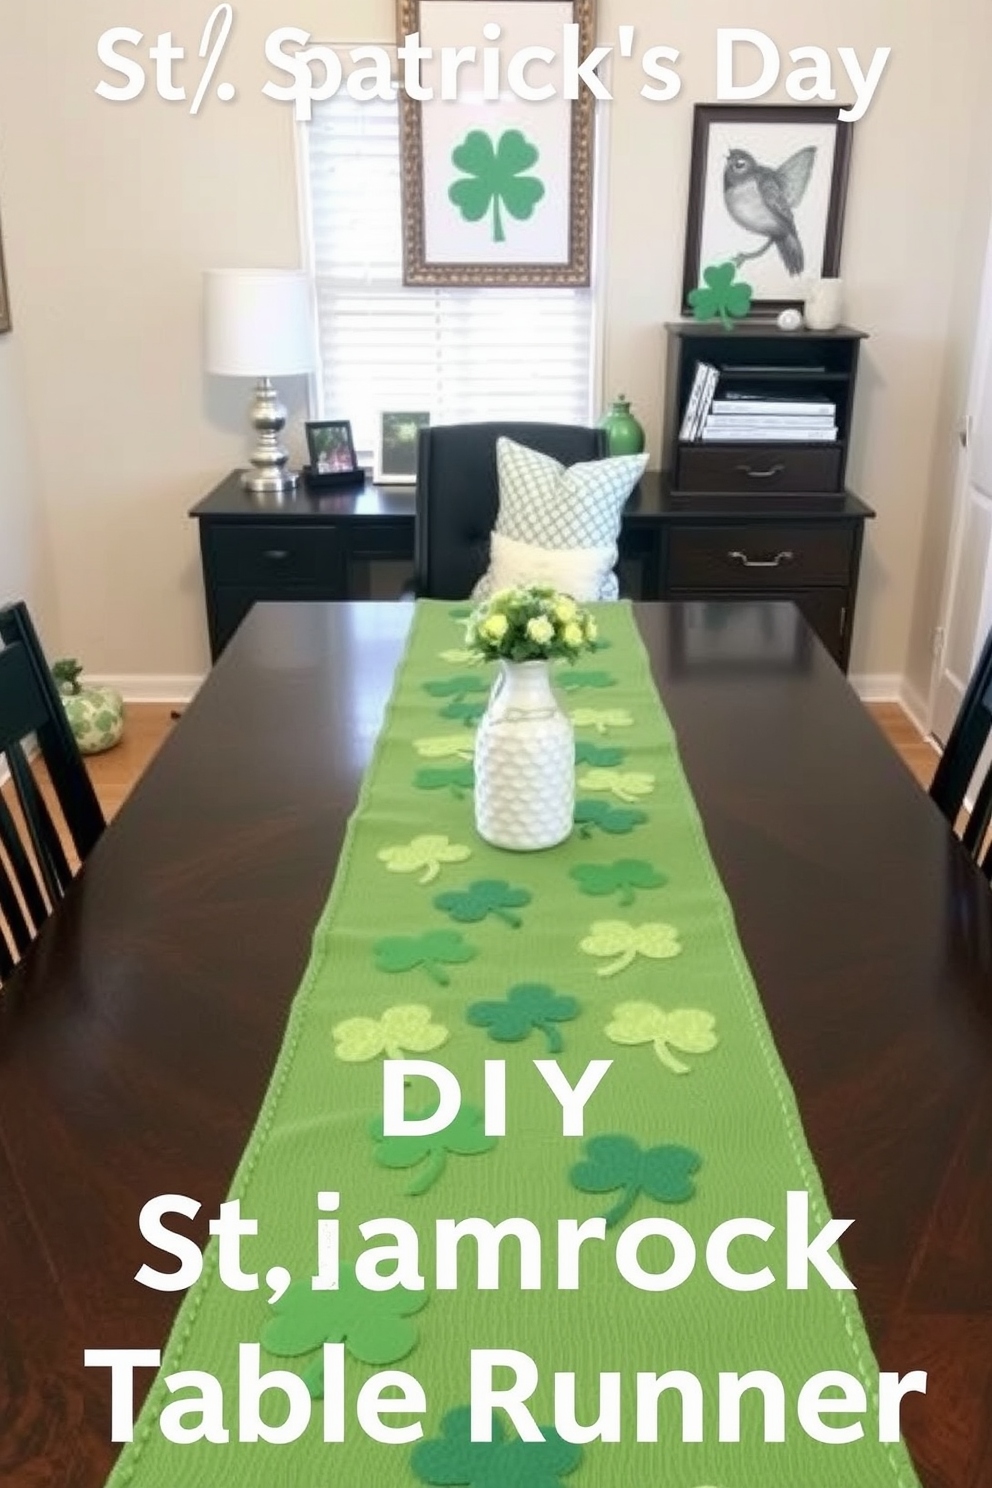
(303, 420, 365, 490)
(374, 411, 430, 485)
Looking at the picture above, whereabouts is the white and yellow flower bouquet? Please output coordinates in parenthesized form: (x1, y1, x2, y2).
(465, 585, 598, 664)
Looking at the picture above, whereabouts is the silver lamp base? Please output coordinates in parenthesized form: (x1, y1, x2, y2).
(241, 376, 300, 496)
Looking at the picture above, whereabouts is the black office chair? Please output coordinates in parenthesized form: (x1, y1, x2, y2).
(0, 601, 105, 981)
(413, 421, 608, 599)
(929, 623, 992, 877)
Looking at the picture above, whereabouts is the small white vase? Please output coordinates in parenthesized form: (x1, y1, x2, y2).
(804, 277, 843, 331)
(474, 660, 575, 851)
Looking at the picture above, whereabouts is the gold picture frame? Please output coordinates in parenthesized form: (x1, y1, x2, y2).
(0, 208, 10, 334)
(397, 0, 596, 287)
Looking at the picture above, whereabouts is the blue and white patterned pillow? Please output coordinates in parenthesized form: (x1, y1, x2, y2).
(473, 438, 649, 602)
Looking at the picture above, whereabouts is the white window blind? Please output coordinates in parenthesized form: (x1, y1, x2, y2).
(302, 90, 596, 456)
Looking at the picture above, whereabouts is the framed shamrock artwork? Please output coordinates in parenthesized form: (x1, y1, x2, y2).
(681, 103, 853, 316)
(397, 0, 596, 286)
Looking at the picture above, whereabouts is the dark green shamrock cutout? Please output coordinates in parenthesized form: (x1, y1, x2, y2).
(370, 1104, 496, 1195)
(575, 740, 626, 768)
(570, 859, 667, 907)
(557, 669, 617, 692)
(441, 699, 486, 727)
(688, 261, 754, 330)
(574, 799, 648, 839)
(449, 605, 473, 620)
(434, 879, 531, 929)
(570, 1134, 701, 1228)
(414, 765, 476, 799)
(424, 675, 490, 701)
(468, 983, 579, 1055)
(449, 129, 545, 245)
(262, 1264, 427, 1393)
(374, 930, 478, 986)
(412, 1405, 582, 1487)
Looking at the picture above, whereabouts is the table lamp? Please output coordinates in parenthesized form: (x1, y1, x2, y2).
(204, 268, 316, 496)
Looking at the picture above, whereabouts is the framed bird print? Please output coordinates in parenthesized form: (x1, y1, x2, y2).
(397, 0, 596, 286)
(681, 104, 853, 316)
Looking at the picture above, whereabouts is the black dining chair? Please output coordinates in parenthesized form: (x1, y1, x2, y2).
(413, 421, 608, 599)
(0, 601, 105, 981)
(929, 623, 992, 877)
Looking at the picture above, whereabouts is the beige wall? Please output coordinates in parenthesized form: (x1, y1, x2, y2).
(0, 0, 988, 683)
(0, 328, 50, 626)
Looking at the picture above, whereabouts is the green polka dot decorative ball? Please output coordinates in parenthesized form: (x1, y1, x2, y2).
(52, 658, 125, 756)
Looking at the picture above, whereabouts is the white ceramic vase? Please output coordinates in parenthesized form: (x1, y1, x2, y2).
(474, 660, 575, 851)
(804, 277, 843, 331)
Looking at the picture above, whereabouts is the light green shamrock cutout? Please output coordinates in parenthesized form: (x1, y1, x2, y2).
(605, 1003, 718, 1074)
(439, 649, 477, 666)
(577, 768, 655, 804)
(580, 920, 682, 977)
(374, 931, 478, 986)
(333, 1005, 449, 1063)
(571, 708, 634, 735)
(378, 836, 471, 885)
(414, 735, 475, 762)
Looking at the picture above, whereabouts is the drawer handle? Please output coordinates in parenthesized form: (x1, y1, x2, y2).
(735, 463, 786, 480)
(727, 549, 795, 570)
(263, 548, 290, 561)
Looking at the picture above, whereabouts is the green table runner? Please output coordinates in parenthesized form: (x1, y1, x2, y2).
(107, 600, 922, 1488)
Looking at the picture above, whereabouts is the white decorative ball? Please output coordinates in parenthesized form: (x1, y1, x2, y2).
(777, 308, 804, 331)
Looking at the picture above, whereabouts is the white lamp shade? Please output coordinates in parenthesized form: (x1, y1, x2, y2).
(203, 269, 315, 378)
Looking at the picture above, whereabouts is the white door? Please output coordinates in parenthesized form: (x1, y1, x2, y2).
(930, 227, 992, 746)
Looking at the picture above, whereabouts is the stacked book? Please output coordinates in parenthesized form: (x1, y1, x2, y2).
(679, 364, 838, 444)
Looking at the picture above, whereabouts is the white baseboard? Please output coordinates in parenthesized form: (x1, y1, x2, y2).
(898, 680, 932, 740)
(849, 673, 902, 703)
(91, 675, 205, 705)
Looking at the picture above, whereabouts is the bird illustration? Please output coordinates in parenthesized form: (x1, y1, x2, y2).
(722, 146, 817, 276)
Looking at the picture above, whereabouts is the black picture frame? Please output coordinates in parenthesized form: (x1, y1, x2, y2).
(305, 419, 359, 476)
(681, 104, 853, 317)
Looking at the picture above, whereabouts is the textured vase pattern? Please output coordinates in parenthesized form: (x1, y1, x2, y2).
(474, 660, 575, 852)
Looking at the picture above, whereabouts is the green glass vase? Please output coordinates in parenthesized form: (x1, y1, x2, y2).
(599, 395, 645, 456)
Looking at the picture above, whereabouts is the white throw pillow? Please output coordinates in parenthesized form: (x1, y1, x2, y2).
(472, 437, 649, 602)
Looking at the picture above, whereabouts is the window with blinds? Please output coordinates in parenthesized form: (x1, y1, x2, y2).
(301, 90, 596, 457)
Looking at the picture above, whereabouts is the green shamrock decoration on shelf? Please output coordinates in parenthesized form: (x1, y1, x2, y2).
(605, 1002, 718, 1075)
(414, 765, 476, 799)
(570, 859, 667, 907)
(262, 1266, 427, 1393)
(688, 261, 754, 330)
(370, 1104, 496, 1195)
(467, 984, 580, 1055)
(374, 930, 478, 986)
(449, 129, 545, 245)
(441, 699, 486, 727)
(575, 740, 626, 769)
(571, 1134, 702, 1227)
(580, 920, 682, 977)
(412, 1406, 582, 1487)
(332, 1005, 449, 1063)
(424, 675, 490, 702)
(434, 879, 532, 929)
(414, 735, 475, 761)
(571, 707, 634, 735)
(378, 836, 471, 885)
(556, 670, 616, 693)
(574, 800, 648, 839)
(577, 768, 655, 804)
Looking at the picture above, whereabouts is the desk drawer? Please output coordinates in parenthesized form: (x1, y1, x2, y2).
(666, 523, 854, 590)
(205, 523, 341, 586)
(677, 444, 843, 493)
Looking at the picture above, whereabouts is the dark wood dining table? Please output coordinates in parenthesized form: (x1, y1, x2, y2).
(0, 600, 990, 1488)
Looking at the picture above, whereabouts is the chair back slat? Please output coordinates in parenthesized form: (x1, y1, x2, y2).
(0, 790, 50, 935)
(7, 742, 73, 907)
(930, 625, 992, 824)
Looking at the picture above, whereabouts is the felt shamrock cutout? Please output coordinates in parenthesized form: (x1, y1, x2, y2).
(570, 859, 667, 907)
(449, 128, 545, 245)
(374, 931, 478, 986)
(580, 920, 682, 977)
(605, 1002, 718, 1075)
(574, 800, 648, 839)
(688, 261, 754, 330)
(424, 675, 490, 701)
(570, 1134, 701, 1227)
(333, 1005, 449, 1063)
(378, 836, 472, 885)
(449, 605, 473, 620)
(415, 735, 475, 761)
(414, 765, 476, 800)
(370, 1104, 495, 1194)
(439, 649, 478, 665)
(577, 768, 655, 804)
(434, 879, 532, 929)
(262, 1265, 427, 1392)
(441, 699, 486, 727)
(411, 1405, 582, 1488)
(557, 669, 617, 693)
(571, 707, 634, 735)
(467, 983, 579, 1054)
(575, 740, 626, 769)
